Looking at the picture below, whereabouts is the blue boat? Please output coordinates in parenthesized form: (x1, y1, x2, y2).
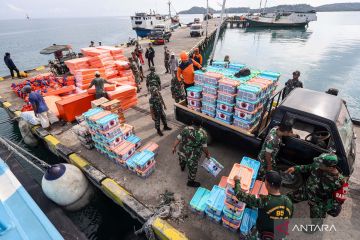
(0, 158, 63, 239)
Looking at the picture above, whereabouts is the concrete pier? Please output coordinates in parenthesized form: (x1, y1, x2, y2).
(1, 17, 360, 240)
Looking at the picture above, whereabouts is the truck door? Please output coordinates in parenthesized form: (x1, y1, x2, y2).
(277, 115, 333, 166)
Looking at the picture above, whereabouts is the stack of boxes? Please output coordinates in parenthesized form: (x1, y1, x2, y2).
(186, 86, 203, 112)
(82, 107, 158, 178)
(193, 62, 280, 132)
(188, 156, 264, 234)
(205, 185, 226, 223)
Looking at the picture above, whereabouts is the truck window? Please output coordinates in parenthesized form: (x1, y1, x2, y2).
(286, 117, 333, 150)
(191, 25, 201, 30)
(336, 104, 353, 155)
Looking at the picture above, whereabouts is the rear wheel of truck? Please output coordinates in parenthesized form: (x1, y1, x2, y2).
(281, 171, 304, 189)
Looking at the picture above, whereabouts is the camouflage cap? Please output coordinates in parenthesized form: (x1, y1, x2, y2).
(149, 66, 155, 72)
(315, 153, 338, 167)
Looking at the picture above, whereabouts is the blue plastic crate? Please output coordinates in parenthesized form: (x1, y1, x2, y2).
(201, 102, 216, 113)
(202, 93, 217, 105)
(215, 109, 233, 124)
(83, 108, 103, 120)
(212, 61, 228, 68)
(127, 135, 142, 149)
(206, 185, 226, 216)
(190, 187, 211, 215)
(205, 208, 222, 223)
(240, 157, 260, 189)
(133, 150, 155, 169)
(217, 101, 235, 113)
(240, 208, 258, 235)
(233, 116, 259, 131)
(259, 71, 280, 81)
(96, 114, 119, 131)
(202, 109, 216, 118)
(187, 86, 202, 99)
(228, 63, 245, 71)
(235, 98, 262, 113)
(126, 152, 140, 172)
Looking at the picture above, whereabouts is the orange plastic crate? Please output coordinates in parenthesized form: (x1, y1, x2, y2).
(227, 163, 254, 191)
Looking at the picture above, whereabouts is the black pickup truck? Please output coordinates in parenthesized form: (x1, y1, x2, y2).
(149, 30, 171, 45)
(175, 88, 356, 185)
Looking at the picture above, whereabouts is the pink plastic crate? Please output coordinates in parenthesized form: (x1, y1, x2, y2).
(204, 72, 222, 85)
(218, 79, 239, 94)
(120, 124, 134, 139)
(113, 141, 136, 161)
(138, 142, 159, 155)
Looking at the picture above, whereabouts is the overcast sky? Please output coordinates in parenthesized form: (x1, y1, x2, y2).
(0, 0, 359, 19)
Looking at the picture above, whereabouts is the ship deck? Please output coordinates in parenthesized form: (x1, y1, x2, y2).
(1, 18, 360, 239)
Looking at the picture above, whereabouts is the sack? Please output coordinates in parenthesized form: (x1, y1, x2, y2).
(20, 111, 40, 125)
(235, 68, 251, 78)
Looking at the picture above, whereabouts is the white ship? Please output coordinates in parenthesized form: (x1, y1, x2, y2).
(130, 2, 180, 38)
(245, 10, 317, 28)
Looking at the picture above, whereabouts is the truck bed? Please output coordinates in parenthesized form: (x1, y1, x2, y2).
(174, 100, 263, 153)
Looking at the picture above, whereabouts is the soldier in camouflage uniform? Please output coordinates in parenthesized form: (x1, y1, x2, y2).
(172, 119, 210, 187)
(286, 153, 346, 227)
(283, 71, 303, 98)
(170, 76, 186, 103)
(258, 120, 298, 178)
(146, 66, 161, 93)
(234, 171, 293, 239)
(149, 86, 171, 136)
(129, 57, 142, 93)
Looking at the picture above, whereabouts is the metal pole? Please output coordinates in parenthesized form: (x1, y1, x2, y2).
(205, 0, 209, 37)
(209, 0, 227, 63)
(259, 0, 263, 13)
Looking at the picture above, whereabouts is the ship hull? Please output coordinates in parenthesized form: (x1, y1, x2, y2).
(245, 19, 308, 28)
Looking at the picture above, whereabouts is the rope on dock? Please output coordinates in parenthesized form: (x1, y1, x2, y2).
(0, 136, 50, 172)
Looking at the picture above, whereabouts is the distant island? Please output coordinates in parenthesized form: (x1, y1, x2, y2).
(178, 3, 360, 14)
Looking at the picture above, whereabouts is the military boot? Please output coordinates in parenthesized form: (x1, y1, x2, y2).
(157, 129, 164, 136)
(187, 180, 201, 188)
(163, 125, 172, 131)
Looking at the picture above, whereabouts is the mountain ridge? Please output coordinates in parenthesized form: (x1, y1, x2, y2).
(178, 3, 360, 14)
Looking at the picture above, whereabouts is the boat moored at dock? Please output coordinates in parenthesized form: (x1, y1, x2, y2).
(244, 10, 317, 28)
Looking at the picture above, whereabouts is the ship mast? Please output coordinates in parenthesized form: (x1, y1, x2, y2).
(168, 1, 171, 18)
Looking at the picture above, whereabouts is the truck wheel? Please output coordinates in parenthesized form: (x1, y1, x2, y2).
(281, 172, 304, 189)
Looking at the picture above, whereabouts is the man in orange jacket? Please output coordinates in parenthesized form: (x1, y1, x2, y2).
(177, 51, 203, 91)
(192, 48, 203, 71)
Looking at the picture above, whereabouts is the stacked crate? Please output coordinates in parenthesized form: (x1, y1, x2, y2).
(205, 185, 226, 223)
(216, 78, 239, 125)
(186, 86, 203, 112)
(82, 108, 158, 178)
(202, 72, 222, 118)
(190, 187, 211, 215)
(192, 62, 280, 132)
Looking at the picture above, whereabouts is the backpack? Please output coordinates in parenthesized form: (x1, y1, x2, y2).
(235, 68, 251, 78)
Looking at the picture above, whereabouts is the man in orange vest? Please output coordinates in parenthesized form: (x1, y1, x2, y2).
(192, 48, 203, 71)
(177, 51, 203, 91)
